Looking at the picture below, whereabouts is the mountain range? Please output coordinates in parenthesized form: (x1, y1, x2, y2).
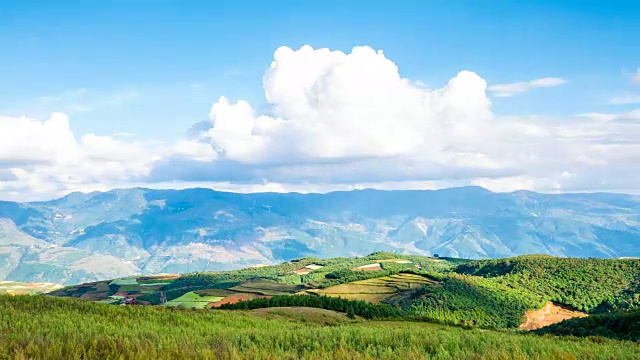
(0, 186, 638, 284)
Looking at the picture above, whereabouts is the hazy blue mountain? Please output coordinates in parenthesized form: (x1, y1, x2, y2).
(0, 186, 638, 284)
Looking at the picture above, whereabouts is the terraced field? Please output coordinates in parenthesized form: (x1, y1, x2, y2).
(305, 273, 438, 303)
(229, 280, 307, 296)
(0, 281, 63, 295)
(49, 274, 180, 305)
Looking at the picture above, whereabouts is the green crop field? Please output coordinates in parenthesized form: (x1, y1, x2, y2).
(305, 273, 438, 303)
(227, 279, 307, 295)
(193, 289, 238, 297)
(164, 291, 224, 308)
(1, 295, 638, 360)
(0, 281, 62, 295)
(109, 277, 139, 286)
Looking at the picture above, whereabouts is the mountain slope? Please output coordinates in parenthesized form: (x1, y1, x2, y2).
(4, 295, 638, 359)
(0, 187, 639, 284)
(49, 253, 639, 332)
(534, 310, 640, 341)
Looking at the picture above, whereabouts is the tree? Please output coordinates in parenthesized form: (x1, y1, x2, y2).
(346, 305, 356, 319)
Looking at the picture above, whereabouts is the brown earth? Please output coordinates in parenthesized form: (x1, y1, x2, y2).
(293, 269, 312, 275)
(352, 264, 383, 271)
(207, 294, 271, 308)
(136, 274, 180, 281)
(519, 301, 588, 330)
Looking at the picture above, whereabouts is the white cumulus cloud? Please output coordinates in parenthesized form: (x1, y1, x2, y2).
(0, 113, 162, 200)
(2, 45, 640, 200)
(206, 45, 493, 169)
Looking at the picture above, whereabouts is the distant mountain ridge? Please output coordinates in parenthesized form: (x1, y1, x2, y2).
(0, 186, 638, 284)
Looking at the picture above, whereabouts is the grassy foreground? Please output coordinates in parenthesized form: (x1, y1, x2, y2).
(1, 295, 638, 360)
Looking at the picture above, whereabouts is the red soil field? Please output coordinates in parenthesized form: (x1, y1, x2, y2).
(208, 295, 271, 308)
(352, 264, 383, 271)
(136, 274, 180, 282)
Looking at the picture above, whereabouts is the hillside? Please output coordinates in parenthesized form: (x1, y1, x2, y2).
(1, 295, 638, 360)
(49, 252, 452, 306)
(49, 253, 639, 332)
(1, 187, 639, 284)
(453, 255, 640, 312)
(534, 311, 640, 341)
(0, 281, 62, 295)
(388, 255, 640, 328)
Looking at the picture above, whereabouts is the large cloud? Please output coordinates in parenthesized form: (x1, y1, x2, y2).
(206, 46, 492, 165)
(160, 45, 638, 194)
(2, 45, 640, 200)
(0, 113, 160, 200)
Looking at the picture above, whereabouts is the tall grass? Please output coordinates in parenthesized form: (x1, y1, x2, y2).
(1, 295, 638, 359)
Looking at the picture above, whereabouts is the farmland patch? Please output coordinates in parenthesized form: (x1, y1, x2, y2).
(165, 291, 224, 308)
(306, 273, 437, 303)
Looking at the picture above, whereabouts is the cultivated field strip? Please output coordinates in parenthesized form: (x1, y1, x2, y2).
(305, 273, 438, 303)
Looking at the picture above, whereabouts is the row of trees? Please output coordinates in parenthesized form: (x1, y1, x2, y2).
(533, 310, 640, 341)
(218, 294, 407, 319)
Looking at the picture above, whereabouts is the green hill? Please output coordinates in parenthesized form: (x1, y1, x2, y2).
(534, 311, 640, 341)
(48, 253, 640, 332)
(453, 255, 640, 313)
(0, 281, 62, 295)
(1, 295, 638, 360)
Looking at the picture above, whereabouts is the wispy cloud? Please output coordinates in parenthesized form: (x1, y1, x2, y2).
(577, 109, 640, 123)
(488, 77, 567, 97)
(23, 87, 141, 116)
(609, 94, 640, 105)
(633, 68, 640, 84)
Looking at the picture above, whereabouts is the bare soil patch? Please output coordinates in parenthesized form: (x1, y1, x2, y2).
(208, 294, 271, 308)
(519, 301, 588, 330)
(352, 263, 383, 271)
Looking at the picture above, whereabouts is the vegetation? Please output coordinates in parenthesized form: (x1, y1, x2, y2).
(454, 255, 640, 313)
(308, 273, 437, 303)
(403, 273, 546, 328)
(386, 255, 639, 328)
(0, 281, 62, 295)
(248, 307, 353, 325)
(534, 310, 640, 341)
(164, 291, 224, 309)
(218, 294, 407, 319)
(46, 253, 640, 332)
(318, 268, 399, 288)
(2, 295, 638, 359)
(164, 252, 452, 294)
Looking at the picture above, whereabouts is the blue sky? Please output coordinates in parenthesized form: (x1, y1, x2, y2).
(2, 0, 638, 138)
(0, 1, 639, 200)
